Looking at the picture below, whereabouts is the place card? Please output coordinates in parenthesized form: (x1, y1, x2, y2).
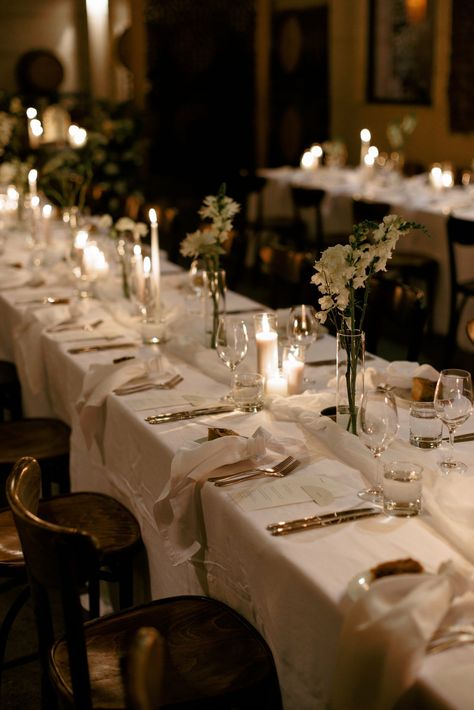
(128, 391, 188, 412)
(231, 473, 354, 512)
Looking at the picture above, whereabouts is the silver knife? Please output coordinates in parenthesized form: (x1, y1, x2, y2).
(15, 296, 70, 306)
(145, 405, 234, 424)
(68, 342, 137, 354)
(267, 507, 380, 535)
(449, 433, 474, 443)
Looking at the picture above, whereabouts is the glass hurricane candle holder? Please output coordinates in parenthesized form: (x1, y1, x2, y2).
(254, 312, 278, 379)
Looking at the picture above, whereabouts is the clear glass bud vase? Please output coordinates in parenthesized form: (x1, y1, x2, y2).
(336, 330, 365, 434)
(204, 269, 226, 348)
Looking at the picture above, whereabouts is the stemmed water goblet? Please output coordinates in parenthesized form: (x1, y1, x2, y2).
(287, 304, 318, 384)
(357, 387, 399, 503)
(434, 369, 473, 474)
(216, 317, 249, 398)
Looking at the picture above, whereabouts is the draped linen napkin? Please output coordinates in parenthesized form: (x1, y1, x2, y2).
(77, 353, 178, 450)
(373, 361, 439, 389)
(12, 300, 91, 394)
(331, 561, 474, 710)
(154, 427, 308, 565)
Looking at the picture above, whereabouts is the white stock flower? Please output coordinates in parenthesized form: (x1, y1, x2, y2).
(115, 217, 135, 232)
(180, 229, 216, 258)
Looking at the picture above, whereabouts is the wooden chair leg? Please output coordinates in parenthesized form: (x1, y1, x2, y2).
(0, 584, 33, 686)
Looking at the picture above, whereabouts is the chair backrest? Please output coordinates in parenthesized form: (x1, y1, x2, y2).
(7, 456, 101, 710)
(258, 243, 316, 308)
(125, 627, 165, 710)
(446, 216, 474, 289)
(290, 186, 326, 256)
(352, 198, 391, 226)
(364, 277, 427, 361)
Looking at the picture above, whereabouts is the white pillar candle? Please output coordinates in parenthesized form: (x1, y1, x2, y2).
(27, 108, 43, 148)
(42, 204, 52, 244)
(300, 149, 315, 171)
(360, 128, 371, 166)
(310, 143, 323, 169)
(254, 312, 279, 378)
(82, 243, 109, 280)
(148, 208, 161, 316)
(266, 370, 288, 396)
(283, 348, 305, 395)
(429, 164, 443, 191)
(133, 243, 144, 301)
(28, 168, 38, 196)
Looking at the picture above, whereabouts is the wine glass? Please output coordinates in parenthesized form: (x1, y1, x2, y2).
(287, 304, 318, 348)
(434, 369, 473, 474)
(216, 317, 249, 395)
(357, 387, 399, 503)
(287, 304, 318, 384)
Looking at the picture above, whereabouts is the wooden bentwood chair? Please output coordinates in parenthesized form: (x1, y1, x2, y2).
(0, 456, 141, 693)
(7, 457, 282, 710)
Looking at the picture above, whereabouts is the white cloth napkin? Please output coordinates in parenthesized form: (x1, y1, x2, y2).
(331, 561, 474, 710)
(77, 353, 178, 450)
(154, 427, 308, 565)
(372, 361, 439, 389)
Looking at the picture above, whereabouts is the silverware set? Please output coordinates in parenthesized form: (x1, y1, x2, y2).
(428, 625, 474, 654)
(306, 354, 375, 367)
(15, 296, 70, 306)
(267, 507, 381, 536)
(115, 374, 183, 395)
(47, 319, 104, 333)
(210, 456, 299, 486)
(145, 405, 234, 425)
(68, 342, 137, 354)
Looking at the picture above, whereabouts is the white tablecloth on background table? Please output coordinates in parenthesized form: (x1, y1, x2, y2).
(1, 228, 474, 709)
(257, 166, 474, 352)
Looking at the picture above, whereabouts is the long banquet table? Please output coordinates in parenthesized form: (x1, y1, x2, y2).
(256, 165, 474, 353)
(1, 222, 474, 709)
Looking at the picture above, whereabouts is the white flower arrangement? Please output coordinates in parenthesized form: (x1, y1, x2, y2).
(311, 215, 425, 334)
(180, 183, 240, 271)
(100, 214, 148, 241)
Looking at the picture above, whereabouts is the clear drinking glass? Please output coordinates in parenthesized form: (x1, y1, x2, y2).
(287, 305, 318, 384)
(216, 317, 249, 394)
(357, 387, 399, 503)
(434, 369, 473, 473)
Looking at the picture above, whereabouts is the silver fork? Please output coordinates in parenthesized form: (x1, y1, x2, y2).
(115, 374, 183, 395)
(208, 456, 294, 483)
(427, 631, 474, 654)
(48, 319, 103, 333)
(213, 457, 299, 487)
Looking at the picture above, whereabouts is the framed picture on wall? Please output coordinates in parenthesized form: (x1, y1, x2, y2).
(367, 0, 435, 104)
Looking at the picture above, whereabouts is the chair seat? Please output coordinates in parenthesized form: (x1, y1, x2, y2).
(51, 596, 279, 709)
(39, 493, 141, 558)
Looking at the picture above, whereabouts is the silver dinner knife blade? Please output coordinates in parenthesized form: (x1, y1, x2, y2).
(267, 507, 380, 535)
(68, 342, 137, 354)
(145, 405, 234, 424)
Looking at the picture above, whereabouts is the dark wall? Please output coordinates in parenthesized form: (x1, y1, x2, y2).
(145, 0, 255, 200)
(268, 5, 329, 167)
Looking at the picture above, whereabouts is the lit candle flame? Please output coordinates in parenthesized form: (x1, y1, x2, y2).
(149, 208, 157, 224)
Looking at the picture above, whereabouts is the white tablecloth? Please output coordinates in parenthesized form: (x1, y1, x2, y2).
(2, 227, 474, 709)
